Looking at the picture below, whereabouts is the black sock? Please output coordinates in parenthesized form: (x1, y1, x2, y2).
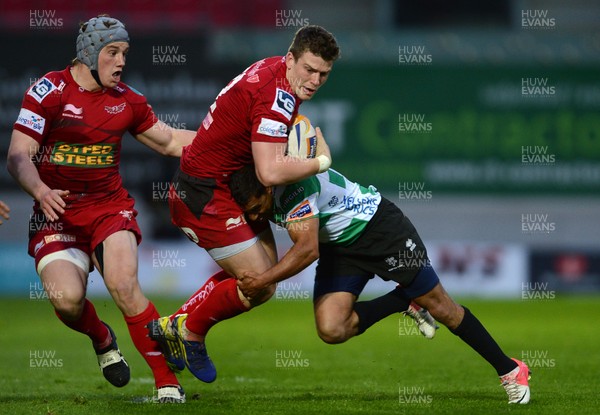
(450, 306, 518, 376)
(353, 287, 411, 335)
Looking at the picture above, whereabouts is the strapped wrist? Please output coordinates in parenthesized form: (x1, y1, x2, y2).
(316, 154, 331, 173)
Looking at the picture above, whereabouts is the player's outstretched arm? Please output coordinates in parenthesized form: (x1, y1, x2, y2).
(7, 130, 68, 222)
(135, 121, 196, 157)
(252, 127, 331, 187)
(238, 217, 319, 299)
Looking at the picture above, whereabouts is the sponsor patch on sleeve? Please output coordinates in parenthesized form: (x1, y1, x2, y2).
(15, 108, 46, 134)
(27, 77, 57, 103)
(286, 200, 314, 221)
(257, 117, 288, 138)
(271, 88, 295, 120)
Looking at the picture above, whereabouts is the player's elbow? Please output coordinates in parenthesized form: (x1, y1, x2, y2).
(305, 245, 319, 264)
(156, 135, 180, 157)
(295, 239, 319, 265)
(6, 154, 15, 177)
(255, 167, 280, 187)
(161, 142, 180, 157)
(6, 150, 24, 178)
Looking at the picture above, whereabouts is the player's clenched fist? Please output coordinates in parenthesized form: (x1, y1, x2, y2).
(238, 270, 270, 301)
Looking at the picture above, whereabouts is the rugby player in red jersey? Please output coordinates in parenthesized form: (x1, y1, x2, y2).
(6, 15, 194, 403)
(147, 26, 339, 383)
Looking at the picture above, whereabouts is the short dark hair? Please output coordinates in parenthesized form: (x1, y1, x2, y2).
(229, 164, 267, 210)
(288, 25, 340, 62)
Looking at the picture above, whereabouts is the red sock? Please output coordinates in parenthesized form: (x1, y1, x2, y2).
(55, 298, 110, 349)
(185, 278, 249, 337)
(173, 270, 230, 318)
(124, 301, 179, 388)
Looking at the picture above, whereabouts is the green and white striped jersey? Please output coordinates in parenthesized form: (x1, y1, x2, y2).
(272, 168, 382, 246)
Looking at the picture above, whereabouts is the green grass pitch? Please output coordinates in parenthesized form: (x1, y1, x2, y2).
(0, 295, 598, 415)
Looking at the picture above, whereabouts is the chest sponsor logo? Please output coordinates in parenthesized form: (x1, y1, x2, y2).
(28, 77, 57, 103)
(341, 195, 378, 216)
(16, 108, 45, 134)
(257, 118, 287, 138)
(62, 103, 83, 119)
(287, 200, 313, 221)
(104, 102, 126, 114)
(271, 88, 295, 120)
(51, 142, 116, 168)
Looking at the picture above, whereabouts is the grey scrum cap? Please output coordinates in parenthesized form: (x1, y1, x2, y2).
(76, 16, 129, 71)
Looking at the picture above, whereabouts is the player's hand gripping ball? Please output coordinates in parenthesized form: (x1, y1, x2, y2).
(286, 114, 317, 159)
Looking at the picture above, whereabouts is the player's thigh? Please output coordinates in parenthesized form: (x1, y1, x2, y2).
(39, 256, 88, 313)
(215, 236, 275, 279)
(256, 226, 277, 265)
(93, 230, 138, 281)
(314, 291, 356, 331)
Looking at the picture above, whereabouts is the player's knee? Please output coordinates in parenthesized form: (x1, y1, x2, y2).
(52, 294, 85, 320)
(316, 321, 349, 344)
(105, 274, 142, 305)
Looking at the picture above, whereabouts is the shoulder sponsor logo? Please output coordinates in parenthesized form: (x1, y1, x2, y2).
(114, 85, 126, 93)
(105, 102, 126, 114)
(271, 88, 295, 120)
(16, 108, 45, 134)
(287, 200, 313, 221)
(27, 77, 57, 103)
(257, 118, 287, 138)
(246, 59, 265, 82)
(62, 103, 83, 119)
(225, 215, 247, 230)
(202, 111, 213, 130)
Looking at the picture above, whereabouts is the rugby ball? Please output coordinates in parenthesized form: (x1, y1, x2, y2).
(286, 114, 317, 159)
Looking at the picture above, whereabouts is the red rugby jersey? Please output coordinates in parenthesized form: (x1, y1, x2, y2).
(181, 56, 301, 181)
(13, 66, 157, 194)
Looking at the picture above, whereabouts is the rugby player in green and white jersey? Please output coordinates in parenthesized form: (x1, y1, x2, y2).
(229, 165, 531, 405)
